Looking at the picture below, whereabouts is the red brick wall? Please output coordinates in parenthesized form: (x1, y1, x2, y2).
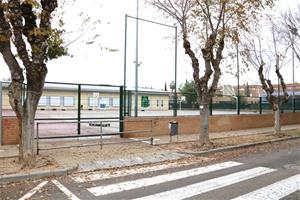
(124, 112, 300, 137)
(2, 117, 20, 145)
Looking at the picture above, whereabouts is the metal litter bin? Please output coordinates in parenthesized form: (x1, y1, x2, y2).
(169, 121, 178, 136)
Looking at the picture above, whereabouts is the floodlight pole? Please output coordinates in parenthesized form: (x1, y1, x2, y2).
(134, 0, 139, 117)
(173, 27, 178, 117)
(124, 14, 128, 116)
(236, 43, 240, 115)
(124, 15, 178, 118)
(291, 29, 296, 112)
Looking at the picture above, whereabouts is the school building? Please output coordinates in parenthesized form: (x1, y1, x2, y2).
(0, 82, 170, 111)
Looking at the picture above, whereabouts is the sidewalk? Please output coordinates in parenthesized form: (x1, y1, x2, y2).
(0, 124, 299, 183)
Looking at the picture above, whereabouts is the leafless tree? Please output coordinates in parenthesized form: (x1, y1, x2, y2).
(282, 5, 300, 62)
(242, 19, 289, 135)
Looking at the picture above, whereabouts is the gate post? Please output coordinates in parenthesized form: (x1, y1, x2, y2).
(293, 97, 296, 112)
(209, 98, 213, 116)
(77, 84, 81, 135)
(259, 97, 262, 115)
(119, 86, 124, 137)
(237, 96, 240, 115)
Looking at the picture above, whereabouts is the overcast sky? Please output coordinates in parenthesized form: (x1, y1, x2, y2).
(0, 0, 299, 90)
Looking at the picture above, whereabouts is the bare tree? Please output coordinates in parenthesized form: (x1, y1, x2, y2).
(282, 5, 300, 62)
(149, 0, 276, 145)
(242, 19, 289, 135)
(0, 0, 58, 167)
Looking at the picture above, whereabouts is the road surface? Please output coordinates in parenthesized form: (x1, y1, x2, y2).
(1, 140, 299, 200)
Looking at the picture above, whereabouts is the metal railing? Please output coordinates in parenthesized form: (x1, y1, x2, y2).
(35, 119, 153, 155)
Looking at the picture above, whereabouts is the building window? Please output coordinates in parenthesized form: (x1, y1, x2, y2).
(88, 97, 98, 107)
(157, 99, 159, 107)
(161, 100, 163, 107)
(63, 96, 74, 107)
(99, 97, 109, 108)
(39, 96, 47, 106)
(113, 98, 120, 107)
(50, 96, 60, 106)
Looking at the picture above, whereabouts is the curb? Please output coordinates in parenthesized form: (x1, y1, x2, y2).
(0, 164, 78, 184)
(178, 136, 300, 156)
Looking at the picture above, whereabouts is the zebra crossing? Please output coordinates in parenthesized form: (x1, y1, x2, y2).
(19, 160, 300, 200)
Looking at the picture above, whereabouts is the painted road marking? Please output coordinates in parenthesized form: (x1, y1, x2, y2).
(87, 161, 243, 196)
(72, 159, 212, 183)
(133, 167, 276, 200)
(232, 174, 300, 200)
(19, 181, 48, 200)
(51, 180, 80, 200)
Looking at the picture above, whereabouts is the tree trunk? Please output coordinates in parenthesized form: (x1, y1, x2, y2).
(19, 88, 42, 167)
(199, 103, 210, 145)
(273, 103, 281, 136)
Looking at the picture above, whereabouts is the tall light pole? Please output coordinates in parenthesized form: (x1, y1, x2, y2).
(134, 0, 139, 117)
(124, 13, 178, 117)
(292, 38, 295, 112)
(290, 27, 297, 112)
(236, 43, 240, 115)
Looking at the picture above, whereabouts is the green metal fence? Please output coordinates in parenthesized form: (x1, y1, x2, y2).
(170, 92, 300, 116)
(1, 81, 124, 137)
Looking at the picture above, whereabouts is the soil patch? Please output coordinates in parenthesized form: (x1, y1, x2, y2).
(159, 129, 300, 152)
(0, 156, 61, 176)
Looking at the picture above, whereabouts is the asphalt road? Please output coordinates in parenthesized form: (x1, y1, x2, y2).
(1, 140, 300, 200)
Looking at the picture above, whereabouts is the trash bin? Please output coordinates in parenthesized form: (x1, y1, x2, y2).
(169, 121, 178, 136)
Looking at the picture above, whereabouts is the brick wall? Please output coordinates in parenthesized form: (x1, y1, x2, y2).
(123, 112, 300, 138)
(2, 117, 20, 145)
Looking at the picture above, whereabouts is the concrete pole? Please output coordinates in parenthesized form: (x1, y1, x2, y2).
(173, 27, 178, 117)
(124, 14, 128, 116)
(134, 0, 139, 117)
(0, 81, 2, 145)
(292, 45, 295, 112)
(236, 43, 240, 115)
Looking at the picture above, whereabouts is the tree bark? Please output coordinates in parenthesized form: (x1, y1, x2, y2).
(273, 103, 281, 136)
(21, 99, 36, 166)
(199, 103, 210, 145)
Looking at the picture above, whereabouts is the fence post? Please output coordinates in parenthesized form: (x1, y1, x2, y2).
(36, 123, 39, 155)
(293, 97, 296, 113)
(100, 121, 103, 149)
(0, 81, 2, 146)
(119, 86, 124, 137)
(237, 96, 240, 115)
(209, 98, 213, 116)
(77, 84, 81, 135)
(124, 89, 127, 116)
(127, 90, 132, 116)
(259, 97, 262, 114)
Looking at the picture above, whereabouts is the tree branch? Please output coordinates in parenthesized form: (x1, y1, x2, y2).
(8, 0, 32, 69)
(0, 2, 24, 118)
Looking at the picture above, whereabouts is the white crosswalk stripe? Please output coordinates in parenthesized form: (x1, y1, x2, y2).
(72, 159, 207, 183)
(133, 167, 276, 200)
(232, 174, 300, 200)
(52, 180, 80, 200)
(87, 161, 243, 196)
(19, 181, 48, 200)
